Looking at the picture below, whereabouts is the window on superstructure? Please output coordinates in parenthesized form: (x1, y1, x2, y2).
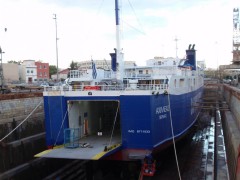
(158, 61, 162, 65)
(155, 80, 160, 84)
(159, 79, 164, 84)
(146, 70, 149, 74)
(180, 79, 184, 87)
(40, 72, 42, 76)
(167, 79, 169, 84)
(174, 79, 177, 87)
(139, 70, 143, 74)
(40, 65, 42, 69)
(44, 65, 46, 69)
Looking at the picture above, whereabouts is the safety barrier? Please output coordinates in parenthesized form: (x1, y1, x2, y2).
(64, 128, 80, 148)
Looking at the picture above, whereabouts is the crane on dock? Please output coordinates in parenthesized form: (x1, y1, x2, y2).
(233, 8, 240, 64)
(0, 46, 5, 93)
(0, 47, 11, 94)
(0, 28, 12, 94)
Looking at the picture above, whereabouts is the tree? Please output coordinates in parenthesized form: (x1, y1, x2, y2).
(70, 60, 78, 70)
(49, 65, 57, 77)
(8, 60, 22, 65)
(204, 68, 219, 79)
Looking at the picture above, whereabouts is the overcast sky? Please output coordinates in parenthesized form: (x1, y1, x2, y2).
(0, 0, 239, 69)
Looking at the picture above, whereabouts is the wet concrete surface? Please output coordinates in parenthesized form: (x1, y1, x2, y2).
(147, 112, 214, 180)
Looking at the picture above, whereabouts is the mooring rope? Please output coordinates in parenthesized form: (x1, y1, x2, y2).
(0, 100, 43, 143)
(167, 91, 182, 180)
(53, 103, 73, 147)
(108, 101, 119, 147)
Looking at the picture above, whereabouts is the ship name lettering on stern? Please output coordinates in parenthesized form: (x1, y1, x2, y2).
(156, 105, 170, 114)
(137, 130, 150, 133)
(159, 114, 167, 120)
(128, 130, 135, 133)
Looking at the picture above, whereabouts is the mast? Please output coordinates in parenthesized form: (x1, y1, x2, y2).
(174, 36, 179, 58)
(115, 0, 124, 81)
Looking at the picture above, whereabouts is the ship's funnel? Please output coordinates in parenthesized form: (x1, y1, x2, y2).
(186, 44, 196, 70)
(110, 51, 117, 72)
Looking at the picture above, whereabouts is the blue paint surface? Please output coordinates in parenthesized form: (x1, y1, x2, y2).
(43, 87, 202, 153)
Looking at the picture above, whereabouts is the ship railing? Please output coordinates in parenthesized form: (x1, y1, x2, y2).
(44, 84, 168, 92)
(137, 84, 168, 90)
(69, 70, 83, 78)
(124, 73, 152, 78)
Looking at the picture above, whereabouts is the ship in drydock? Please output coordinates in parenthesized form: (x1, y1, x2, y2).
(36, 44, 203, 161)
(35, 0, 204, 161)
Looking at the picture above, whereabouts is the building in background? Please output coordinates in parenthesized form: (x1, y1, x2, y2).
(51, 68, 69, 81)
(77, 60, 136, 70)
(78, 60, 111, 70)
(22, 60, 37, 84)
(2, 63, 20, 84)
(3, 59, 137, 84)
(35, 61, 49, 82)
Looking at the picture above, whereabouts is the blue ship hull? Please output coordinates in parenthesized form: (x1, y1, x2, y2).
(43, 86, 203, 160)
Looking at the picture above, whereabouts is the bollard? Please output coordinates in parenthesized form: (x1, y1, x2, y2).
(12, 118, 18, 140)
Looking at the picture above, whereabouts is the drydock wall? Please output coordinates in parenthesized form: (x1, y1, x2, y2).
(222, 85, 240, 180)
(223, 85, 240, 127)
(0, 96, 43, 124)
(0, 93, 45, 173)
(0, 94, 44, 140)
(0, 93, 44, 142)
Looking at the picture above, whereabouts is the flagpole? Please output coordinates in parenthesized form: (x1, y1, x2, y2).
(91, 58, 97, 81)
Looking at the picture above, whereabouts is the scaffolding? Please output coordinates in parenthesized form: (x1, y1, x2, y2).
(233, 8, 240, 64)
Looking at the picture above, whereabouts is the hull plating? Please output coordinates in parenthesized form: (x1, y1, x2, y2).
(43, 87, 202, 160)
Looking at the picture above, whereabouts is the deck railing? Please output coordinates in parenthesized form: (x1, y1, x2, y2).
(44, 84, 168, 92)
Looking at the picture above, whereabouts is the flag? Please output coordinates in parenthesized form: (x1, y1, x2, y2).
(92, 59, 97, 79)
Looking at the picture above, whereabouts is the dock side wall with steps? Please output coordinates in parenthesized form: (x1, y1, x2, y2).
(222, 85, 240, 180)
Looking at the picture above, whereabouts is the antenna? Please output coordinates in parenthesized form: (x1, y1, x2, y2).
(174, 36, 179, 58)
